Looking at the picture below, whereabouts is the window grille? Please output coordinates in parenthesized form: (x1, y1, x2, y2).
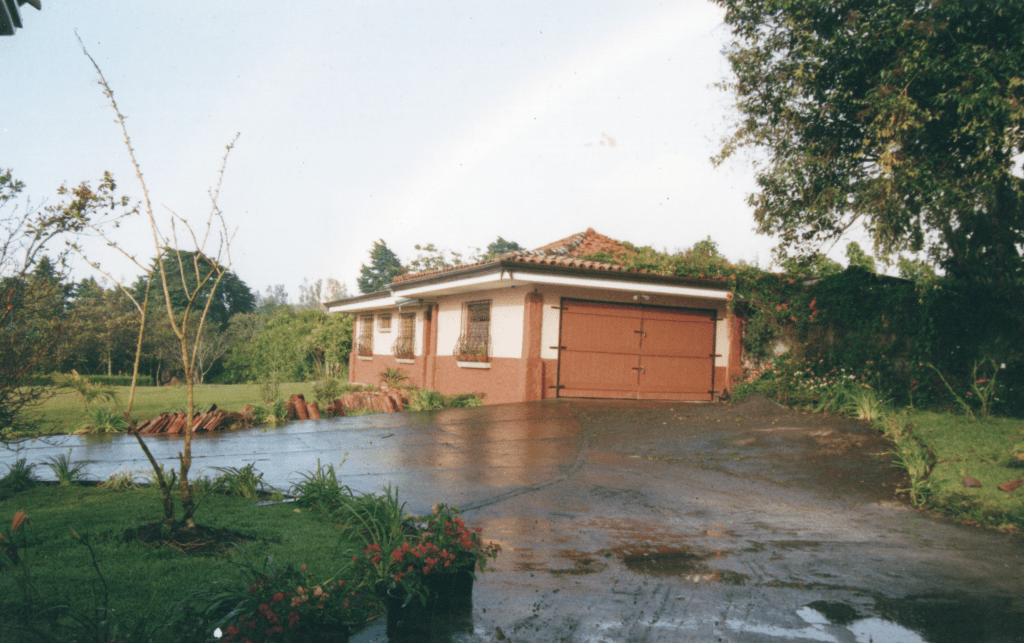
(393, 312, 415, 358)
(357, 314, 374, 356)
(378, 313, 392, 332)
(455, 300, 490, 360)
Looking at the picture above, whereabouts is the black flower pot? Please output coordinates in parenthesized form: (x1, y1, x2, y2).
(386, 588, 437, 641)
(301, 623, 351, 643)
(424, 569, 474, 611)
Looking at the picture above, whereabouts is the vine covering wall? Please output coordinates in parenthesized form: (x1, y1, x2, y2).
(586, 245, 1023, 415)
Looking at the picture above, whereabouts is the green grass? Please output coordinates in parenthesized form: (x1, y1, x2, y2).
(902, 411, 1024, 530)
(21, 382, 319, 437)
(0, 484, 362, 642)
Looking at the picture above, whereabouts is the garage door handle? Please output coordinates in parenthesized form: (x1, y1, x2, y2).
(632, 366, 645, 373)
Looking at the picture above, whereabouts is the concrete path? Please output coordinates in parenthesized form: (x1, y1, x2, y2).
(4, 398, 1022, 641)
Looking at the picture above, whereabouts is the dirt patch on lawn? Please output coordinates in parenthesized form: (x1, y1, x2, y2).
(123, 522, 262, 556)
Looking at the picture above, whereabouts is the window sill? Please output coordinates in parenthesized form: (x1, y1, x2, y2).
(396, 358, 415, 364)
(357, 355, 373, 361)
(456, 361, 491, 369)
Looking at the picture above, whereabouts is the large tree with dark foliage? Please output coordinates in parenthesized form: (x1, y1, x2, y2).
(357, 239, 404, 294)
(481, 236, 523, 259)
(714, 0, 1024, 283)
(132, 250, 255, 328)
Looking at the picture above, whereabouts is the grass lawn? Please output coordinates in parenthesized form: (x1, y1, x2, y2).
(22, 382, 319, 437)
(906, 411, 1024, 530)
(0, 484, 368, 642)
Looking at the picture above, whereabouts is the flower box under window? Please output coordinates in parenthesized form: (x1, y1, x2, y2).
(454, 300, 490, 363)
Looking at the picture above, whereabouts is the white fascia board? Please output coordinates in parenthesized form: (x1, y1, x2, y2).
(393, 271, 512, 298)
(524, 273, 732, 299)
(395, 270, 731, 301)
(326, 295, 402, 313)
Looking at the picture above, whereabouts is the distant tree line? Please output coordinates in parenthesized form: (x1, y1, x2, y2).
(0, 165, 355, 404)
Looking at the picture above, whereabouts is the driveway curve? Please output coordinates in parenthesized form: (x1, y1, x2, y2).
(4, 396, 1022, 641)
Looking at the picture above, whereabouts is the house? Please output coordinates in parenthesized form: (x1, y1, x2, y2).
(326, 229, 743, 405)
(1, 0, 41, 37)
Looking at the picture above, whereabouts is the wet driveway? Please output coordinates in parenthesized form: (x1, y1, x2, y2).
(4, 397, 1022, 641)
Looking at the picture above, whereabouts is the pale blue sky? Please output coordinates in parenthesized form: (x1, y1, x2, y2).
(2, 1, 803, 300)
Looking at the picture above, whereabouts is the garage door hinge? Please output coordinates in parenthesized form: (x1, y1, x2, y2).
(549, 346, 565, 350)
(631, 366, 645, 373)
(633, 330, 646, 336)
(551, 305, 569, 310)
(549, 384, 565, 389)
(710, 353, 722, 358)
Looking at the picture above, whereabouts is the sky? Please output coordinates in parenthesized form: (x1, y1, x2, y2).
(2, 1, 830, 302)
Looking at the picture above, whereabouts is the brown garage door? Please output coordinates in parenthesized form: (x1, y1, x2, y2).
(556, 300, 716, 401)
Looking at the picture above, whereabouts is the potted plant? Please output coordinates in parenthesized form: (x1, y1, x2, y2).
(351, 504, 500, 638)
(385, 505, 500, 606)
(416, 504, 499, 606)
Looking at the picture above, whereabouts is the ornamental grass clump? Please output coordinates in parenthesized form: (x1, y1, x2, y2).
(42, 450, 88, 486)
(0, 459, 38, 494)
(214, 463, 270, 499)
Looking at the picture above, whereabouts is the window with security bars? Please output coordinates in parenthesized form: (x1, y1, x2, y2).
(357, 315, 374, 356)
(378, 313, 392, 332)
(393, 312, 416, 358)
(455, 300, 490, 361)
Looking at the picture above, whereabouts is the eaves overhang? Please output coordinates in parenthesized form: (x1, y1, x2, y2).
(391, 261, 731, 300)
(324, 290, 396, 313)
(325, 263, 732, 313)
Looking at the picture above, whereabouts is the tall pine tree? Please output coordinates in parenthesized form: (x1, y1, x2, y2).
(357, 239, 405, 294)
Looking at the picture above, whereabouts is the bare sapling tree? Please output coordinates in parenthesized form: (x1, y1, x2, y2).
(80, 38, 240, 530)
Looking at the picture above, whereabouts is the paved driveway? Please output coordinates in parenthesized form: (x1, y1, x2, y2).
(5, 397, 1022, 641)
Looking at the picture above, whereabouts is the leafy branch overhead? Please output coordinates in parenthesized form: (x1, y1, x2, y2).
(714, 0, 1024, 282)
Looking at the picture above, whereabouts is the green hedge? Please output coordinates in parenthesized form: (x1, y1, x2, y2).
(30, 373, 156, 388)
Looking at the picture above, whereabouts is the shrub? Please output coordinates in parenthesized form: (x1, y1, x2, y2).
(890, 434, 934, 506)
(52, 371, 120, 407)
(199, 555, 380, 642)
(141, 463, 178, 490)
(98, 469, 141, 492)
(844, 387, 887, 422)
(87, 374, 154, 387)
(76, 405, 129, 433)
(213, 463, 270, 499)
(251, 399, 289, 426)
(43, 450, 88, 486)
(259, 375, 280, 406)
(0, 459, 37, 493)
(407, 389, 484, 412)
(378, 367, 409, 388)
(313, 378, 346, 406)
(289, 459, 352, 512)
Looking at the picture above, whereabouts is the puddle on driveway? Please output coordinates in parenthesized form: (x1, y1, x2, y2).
(791, 596, 1024, 643)
(612, 544, 749, 584)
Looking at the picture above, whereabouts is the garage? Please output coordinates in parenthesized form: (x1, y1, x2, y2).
(556, 299, 717, 401)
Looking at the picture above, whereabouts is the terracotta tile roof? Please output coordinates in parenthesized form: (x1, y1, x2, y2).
(391, 228, 634, 284)
(528, 228, 628, 258)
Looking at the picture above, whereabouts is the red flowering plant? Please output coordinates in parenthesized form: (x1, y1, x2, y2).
(354, 504, 501, 607)
(214, 560, 380, 643)
(416, 504, 501, 575)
